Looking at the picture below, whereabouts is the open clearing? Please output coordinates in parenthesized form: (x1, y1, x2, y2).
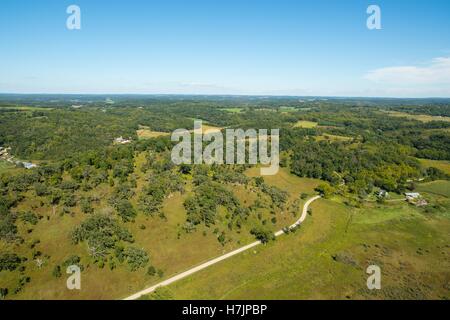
(192, 124, 223, 134)
(125, 196, 321, 300)
(0, 160, 14, 174)
(418, 159, 450, 175)
(294, 120, 318, 128)
(385, 111, 450, 123)
(164, 199, 450, 299)
(136, 129, 170, 140)
(416, 180, 450, 198)
(279, 106, 297, 113)
(222, 108, 243, 113)
(315, 134, 352, 142)
(0, 106, 53, 111)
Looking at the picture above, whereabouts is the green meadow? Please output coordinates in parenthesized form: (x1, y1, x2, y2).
(164, 199, 450, 300)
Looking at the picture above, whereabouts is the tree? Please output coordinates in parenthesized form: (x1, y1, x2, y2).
(80, 197, 94, 214)
(250, 226, 275, 244)
(123, 247, 149, 271)
(52, 265, 62, 278)
(315, 183, 335, 198)
(115, 199, 137, 222)
(71, 214, 133, 263)
(147, 266, 157, 276)
(0, 253, 23, 271)
(0, 288, 8, 300)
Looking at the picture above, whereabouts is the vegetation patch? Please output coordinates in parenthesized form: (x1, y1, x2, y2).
(136, 128, 170, 140)
(416, 180, 450, 198)
(385, 111, 450, 123)
(418, 159, 450, 175)
(294, 120, 318, 128)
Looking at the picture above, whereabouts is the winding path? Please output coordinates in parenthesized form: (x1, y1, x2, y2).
(123, 195, 321, 300)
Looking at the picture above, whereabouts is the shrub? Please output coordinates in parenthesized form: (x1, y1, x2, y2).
(0, 253, 24, 272)
(0, 214, 19, 242)
(123, 247, 149, 271)
(147, 266, 157, 276)
(114, 199, 137, 222)
(52, 265, 62, 278)
(250, 226, 275, 244)
(71, 214, 133, 259)
(20, 211, 39, 225)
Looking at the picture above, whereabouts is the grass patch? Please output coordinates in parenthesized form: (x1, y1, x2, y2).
(294, 120, 318, 128)
(418, 159, 450, 175)
(0, 106, 53, 111)
(416, 180, 450, 198)
(245, 167, 321, 200)
(0, 160, 15, 174)
(279, 106, 297, 113)
(223, 108, 243, 113)
(385, 111, 450, 123)
(136, 129, 170, 140)
(315, 134, 352, 142)
(166, 200, 450, 299)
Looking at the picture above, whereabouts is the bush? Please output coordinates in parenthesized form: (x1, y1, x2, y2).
(52, 265, 62, 278)
(250, 226, 275, 244)
(20, 211, 39, 225)
(0, 214, 19, 242)
(0, 253, 24, 272)
(0, 288, 8, 300)
(62, 255, 82, 270)
(80, 197, 94, 214)
(34, 183, 49, 196)
(147, 266, 157, 276)
(71, 214, 133, 260)
(123, 247, 149, 271)
(315, 183, 335, 198)
(114, 199, 137, 222)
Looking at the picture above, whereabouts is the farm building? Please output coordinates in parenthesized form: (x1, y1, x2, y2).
(405, 192, 421, 200)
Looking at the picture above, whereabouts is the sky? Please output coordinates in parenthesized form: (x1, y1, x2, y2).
(1, 0, 450, 97)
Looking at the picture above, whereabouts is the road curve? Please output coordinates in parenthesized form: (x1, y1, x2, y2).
(123, 195, 321, 300)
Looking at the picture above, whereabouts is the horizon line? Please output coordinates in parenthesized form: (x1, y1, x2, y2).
(1, 92, 450, 100)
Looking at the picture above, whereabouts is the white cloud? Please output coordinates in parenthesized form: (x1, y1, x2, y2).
(364, 57, 450, 85)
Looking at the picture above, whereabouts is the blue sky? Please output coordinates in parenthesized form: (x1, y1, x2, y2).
(1, 0, 450, 97)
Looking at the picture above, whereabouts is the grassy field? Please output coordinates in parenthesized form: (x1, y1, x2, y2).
(385, 111, 450, 123)
(193, 124, 223, 134)
(0, 106, 53, 111)
(294, 120, 318, 128)
(164, 199, 450, 299)
(136, 129, 170, 140)
(416, 180, 450, 198)
(0, 160, 14, 174)
(222, 108, 243, 113)
(315, 134, 352, 142)
(418, 159, 450, 175)
(1, 159, 321, 299)
(245, 167, 321, 200)
(279, 106, 297, 113)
